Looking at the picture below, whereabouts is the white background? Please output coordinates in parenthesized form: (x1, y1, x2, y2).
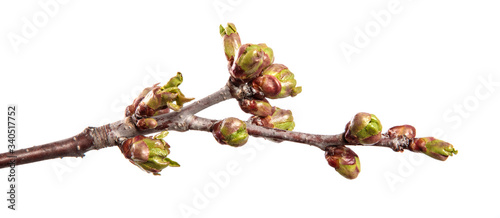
(1, 1, 499, 217)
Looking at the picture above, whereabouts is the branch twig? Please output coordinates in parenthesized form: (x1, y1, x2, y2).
(0, 81, 435, 170)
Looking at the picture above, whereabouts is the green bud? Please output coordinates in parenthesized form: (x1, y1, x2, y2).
(212, 117, 249, 147)
(254, 64, 302, 99)
(387, 125, 416, 139)
(410, 137, 458, 161)
(230, 43, 274, 82)
(345, 112, 382, 144)
(238, 98, 273, 117)
(249, 107, 295, 131)
(119, 133, 180, 175)
(220, 23, 241, 66)
(136, 72, 194, 117)
(325, 146, 361, 180)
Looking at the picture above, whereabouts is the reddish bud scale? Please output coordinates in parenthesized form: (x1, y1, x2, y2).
(249, 107, 294, 131)
(238, 98, 273, 117)
(135, 86, 163, 117)
(120, 135, 147, 160)
(409, 137, 428, 153)
(211, 121, 226, 145)
(129, 140, 150, 163)
(387, 125, 416, 139)
(252, 75, 282, 98)
(325, 146, 356, 168)
(125, 84, 160, 117)
(137, 118, 158, 130)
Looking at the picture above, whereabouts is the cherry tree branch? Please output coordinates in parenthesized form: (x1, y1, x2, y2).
(0, 81, 419, 169)
(0, 23, 457, 182)
(0, 83, 234, 168)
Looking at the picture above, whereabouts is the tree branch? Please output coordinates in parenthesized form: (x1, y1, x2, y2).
(185, 115, 411, 151)
(0, 81, 422, 169)
(0, 84, 234, 169)
(1, 127, 95, 168)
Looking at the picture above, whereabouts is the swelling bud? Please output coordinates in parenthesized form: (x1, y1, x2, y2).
(230, 43, 274, 82)
(410, 137, 458, 161)
(135, 72, 194, 117)
(253, 64, 302, 99)
(120, 132, 180, 175)
(212, 117, 249, 147)
(345, 112, 382, 144)
(325, 146, 361, 180)
(387, 125, 416, 139)
(220, 23, 241, 66)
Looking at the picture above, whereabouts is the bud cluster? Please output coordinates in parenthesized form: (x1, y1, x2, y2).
(121, 73, 193, 174)
(219, 23, 300, 138)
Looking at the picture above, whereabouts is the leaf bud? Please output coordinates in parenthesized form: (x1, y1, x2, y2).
(253, 64, 302, 99)
(325, 146, 361, 180)
(212, 117, 249, 147)
(229, 43, 274, 82)
(220, 23, 242, 66)
(345, 112, 382, 144)
(119, 133, 180, 175)
(410, 137, 458, 161)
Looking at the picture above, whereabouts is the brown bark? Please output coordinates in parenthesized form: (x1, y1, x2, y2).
(0, 128, 94, 168)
